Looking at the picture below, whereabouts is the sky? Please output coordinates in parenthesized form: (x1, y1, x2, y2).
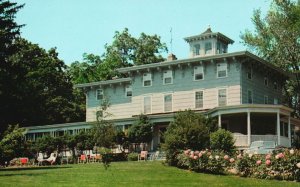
(15, 0, 271, 65)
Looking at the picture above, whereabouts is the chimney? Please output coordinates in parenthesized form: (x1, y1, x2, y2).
(167, 53, 177, 61)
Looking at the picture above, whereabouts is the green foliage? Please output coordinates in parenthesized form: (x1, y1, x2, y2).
(0, 125, 26, 164)
(163, 110, 217, 166)
(127, 152, 139, 161)
(128, 114, 153, 144)
(210, 129, 235, 153)
(241, 0, 300, 117)
(97, 147, 112, 170)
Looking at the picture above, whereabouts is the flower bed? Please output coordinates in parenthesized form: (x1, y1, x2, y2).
(176, 149, 300, 181)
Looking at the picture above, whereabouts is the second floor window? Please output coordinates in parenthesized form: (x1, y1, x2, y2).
(164, 94, 172, 112)
(163, 70, 173, 85)
(217, 62, 227, 78)
(194, 66, 204, 80)
(247, 66, 252, 79)
(144, 96, 152, 114)
(96, 89, 103, 100)
(143, 73, 152, 87)
(125, 85, 132, 97)
(264, 77, 268, 86)
(195, 91, 203, 108)
(218, 89, 227, 107)
(248, 90, 253, 104)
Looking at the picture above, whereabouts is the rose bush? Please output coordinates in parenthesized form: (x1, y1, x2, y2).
(176, 148, 300, 181)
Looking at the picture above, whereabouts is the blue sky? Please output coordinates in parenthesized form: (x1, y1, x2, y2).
(16, 0, 271, 65)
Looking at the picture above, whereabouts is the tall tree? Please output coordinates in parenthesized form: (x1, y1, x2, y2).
(241, 0, 300, 117)
(0, 0, 24, 132)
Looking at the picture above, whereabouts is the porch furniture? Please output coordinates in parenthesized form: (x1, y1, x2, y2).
(46, 152, 57, 165)
(60, 151, 72, 164)
(20, 157, 29, 166)
(138, 151, 148, 161)
(78, 154, 87, 164)
(37, 152, 45, 166)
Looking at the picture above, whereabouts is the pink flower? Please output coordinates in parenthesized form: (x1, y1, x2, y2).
(229, 158, 235, 163)
(194, 151, 199, 155)
(265, 159, 271, 166)
(265, 154, 271, 160)
(224, 155, 229, 160)
(198, 153, 202, 158)
(256, 160, 262, 165)
(193, 155, 198, 160)
(237, 154, 242, 159)
(184, 150, 190, 156)
(190, 154, 194, 159)
(278, 153, 284, 159)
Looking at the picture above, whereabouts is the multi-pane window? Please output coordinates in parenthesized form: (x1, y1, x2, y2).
(144, 96, 152, 114)
(163, 70, 173, 85)
(195, 91, 203, 108)
(216, 42, 221, 54)
(264, 95, 268, 104)
(247, 66, 252, 80)
(217, 62, 227, 78)
(248, 90, 253, 104)
(125, 85, 132, 97)
(218, 89, 227, 107)
(194, 44, 200, 56)
(164, 94, 172, 112)
(205, 42, 212, 54)
(194, 66, 204, 80)
(96, 89, 103, 100)
(264, 77, 268, 86)
(143, 73, 152, 87)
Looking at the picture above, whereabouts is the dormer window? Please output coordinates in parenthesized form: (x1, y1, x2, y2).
(194, 66, 204, 80)
(205, 42, 212, 55)
(143, 73, 152, 87)
(194, 44, 200, 56)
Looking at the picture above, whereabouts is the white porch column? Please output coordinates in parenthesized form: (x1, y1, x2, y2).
(277, 112, 281, 146)
(288, 116, 291, 147)
(218, 114, 221, 128)
(247, 111, 251, 146)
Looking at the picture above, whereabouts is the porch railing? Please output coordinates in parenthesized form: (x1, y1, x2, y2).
(233, 134, 290, 147)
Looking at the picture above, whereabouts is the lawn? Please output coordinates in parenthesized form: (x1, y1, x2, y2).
(0, 161, 299, 187)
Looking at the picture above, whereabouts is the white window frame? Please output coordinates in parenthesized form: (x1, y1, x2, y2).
(194, 66, 204, 81)
(218, 88, 227, 107)
(205, 42, 212, 55)
(264, 77, 268, 87)
(143, 73, 152, 87)
(217, 62, 227, 78)
(195, 90, 204, 109)
(163, 70, 173, 85)
(247, 89, 253, 104)
(194, 44, 200, 56)
(264, 95, 268, 104)
(96, 89, 103, 100)
(125, 85, 132, 97)
(164, 94, 173, 112)
(143, 96, 152, 114)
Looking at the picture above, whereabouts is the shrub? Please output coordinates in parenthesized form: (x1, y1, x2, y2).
(127, 153, 139, 161)
(163, 110, 217, 166)
(210, 129, 235, 154)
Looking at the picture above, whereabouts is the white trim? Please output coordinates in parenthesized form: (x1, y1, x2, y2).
(143, 73, 152, 87)
(125, 85, 132, 98)
(163, 70, 173, 85)
(193, 65, 204, 81)
(216, 62, 228, 78)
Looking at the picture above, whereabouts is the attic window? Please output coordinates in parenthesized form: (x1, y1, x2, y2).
(205, 42, 212, 54)
(194, 44, 200, 55)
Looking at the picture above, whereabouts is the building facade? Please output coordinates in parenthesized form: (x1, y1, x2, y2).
(25, 28, 300, 149)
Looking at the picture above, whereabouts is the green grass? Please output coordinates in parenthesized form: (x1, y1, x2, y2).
(0, 161, 299, 187)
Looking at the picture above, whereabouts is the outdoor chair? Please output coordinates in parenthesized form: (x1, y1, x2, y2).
(150, 151, 160, 161)
(138, 151, 148, 161)
(46, 152, 57, 165)
(20, 157, 29, 166)
(37, 152, 45, 166)
(78, 154, 87, 164)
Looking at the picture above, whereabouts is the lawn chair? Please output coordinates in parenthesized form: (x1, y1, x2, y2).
(20, 157, 29, 166)
(46, 152, 57, 165)
(138, 151, 148, 161)
(37, 152, 45, 166)
(78, 154, 87, 164)
(150, 151, 160, 161)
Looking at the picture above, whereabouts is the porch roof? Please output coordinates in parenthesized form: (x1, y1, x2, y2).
(208, 104, 293, 117)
